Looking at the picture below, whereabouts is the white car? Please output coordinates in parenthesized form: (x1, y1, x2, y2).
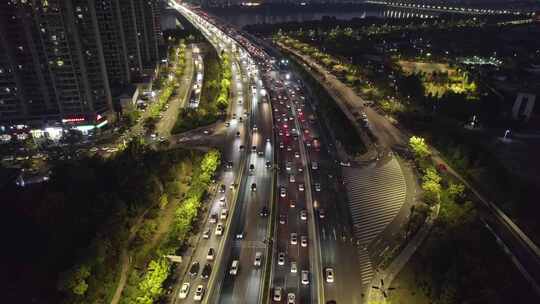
(298, 184, 304, 191)
(290, 261, 297, 274)
(229, 260, 239, 275)
(220, 208, 228, 220)
(326, 268, 335, 283)
(193, 285, 204, 301)
(273, 287, 282, 301)
(206, 248, 215, 261)
(202, 228, 211, 239)
(288, 293, 296, 304)
(294, 151, 300, 158)
(300, 235, 308, 247)
(280, 187, 287, 198)
(289, 174, 295, 183)
(340, 161, 351, 167)
(178, 282, 190, 299)
(300, 210, 307, 221)
(311, 162, 318, 170)
(290, 233, 298, 245)
(301, 270, 309, 285)
(254, 252, 262, 267)
(215, 223, 224, 236)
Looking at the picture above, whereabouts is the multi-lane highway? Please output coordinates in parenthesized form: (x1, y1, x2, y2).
(169, 2, 404, 304)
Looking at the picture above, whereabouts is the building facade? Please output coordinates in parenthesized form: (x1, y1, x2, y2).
(0, 0, 162, 128)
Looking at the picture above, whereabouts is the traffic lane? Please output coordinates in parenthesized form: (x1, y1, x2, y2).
(175, 60, 248, 303)
(275, 121, 311, 302)
(282, 89, 313, 304)
(219, 57, 273, 302)
(177, 150, 239, 303)
(219, 157, 270, 303)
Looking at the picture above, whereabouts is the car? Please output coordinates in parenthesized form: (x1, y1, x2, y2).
(294, 151, 300, 158)
(278, 252, 285, 266)
(266, 161, 272, 168)
(290, 261, 297, 273)
(266, 138, 271, 143)
(220, 208, 228, 220)
(225, 121, 230, 127)
(189, 262, 200, 277)
(252, 124, 258, 131)
(239, 116, 243, 122)
(314, 183, 321, 192)
(201, 263, 212, 279)
(226, 161, 233, 169)
(251, 145, 257, 152)
(209, 213, 218, 224)
(251, 183, 257, 191)
(249, 163, 255, 172)
(202, 228, 211, 239)
(193, 284, 205, 301)
(340, 161, 351, 167)
(219, 196, 226, 205)
(311, 162, 318, 170)
(232, 113, 237, 119)
(289, 174, 295, 183)
(286, 145, 292, 152)
(178, 282, 190, 299)
(229, 260, 239, 275)
(279, 142, 284, 149)
(287, 293, 296, 304)
(236, 131, 241, 137)
(279, 214, 287, 224)
(215, 223, 224, 236)
(301, 235, 308, 247)
(254, 252, 262, 267)
(300, 210, 307, 221)
(298, 184, 305, 191)
(290, 200, 296, 208)
(280, 187, 287, 197)
(301, 270, 309, 285)
(239, 145, 245, 151)
(207, 248, 215, 261)
(259, 206, 269, 217)
(273, 287, 282, 301)
(326, 268, 334, 283)
(257, 150, 264, 156)
(203, 130, 209, 135)
(318, 208, 326, 219)
(290, 233, 298, 245)
(235, 231, 244, 239)
(285, 161, 292, 171)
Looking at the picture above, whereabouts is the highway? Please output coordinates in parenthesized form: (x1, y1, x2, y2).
(169, 3, 279, 303)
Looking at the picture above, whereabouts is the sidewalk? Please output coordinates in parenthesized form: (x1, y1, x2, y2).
(368, 204, 439, 303)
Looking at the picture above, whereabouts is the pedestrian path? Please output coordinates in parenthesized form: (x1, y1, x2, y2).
(343, 158, 406, 246)
(358, 247, 374, 287)
(342, 157, 407, 288)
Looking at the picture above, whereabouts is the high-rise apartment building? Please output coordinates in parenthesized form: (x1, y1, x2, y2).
(0, 0, 162, 128)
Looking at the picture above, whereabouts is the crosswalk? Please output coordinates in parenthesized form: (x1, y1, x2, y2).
(342, 157, 407, 287)
(358, 248, 374, 286)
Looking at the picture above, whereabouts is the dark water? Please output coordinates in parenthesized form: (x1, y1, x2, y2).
(210, 5, 438, 28)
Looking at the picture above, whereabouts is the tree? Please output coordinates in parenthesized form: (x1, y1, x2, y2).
(57, 264, 91, 296)
(409, 136, 431, 160)
(447, 183, 465, 203)
(422, 167, 442, 205)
